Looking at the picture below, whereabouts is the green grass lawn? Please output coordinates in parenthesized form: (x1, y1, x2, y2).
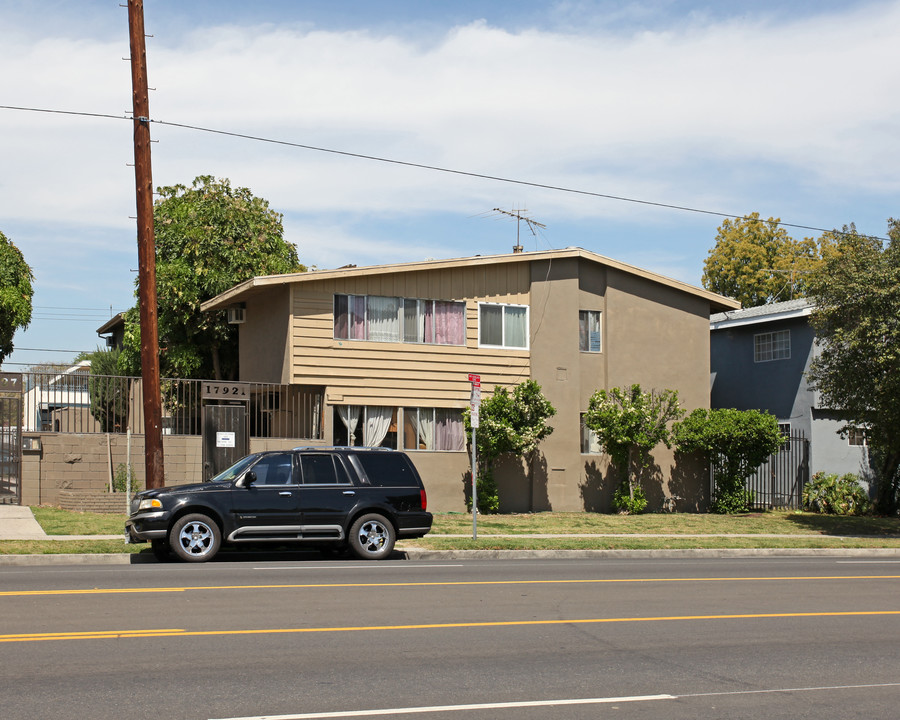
(0, 507, 897, 556)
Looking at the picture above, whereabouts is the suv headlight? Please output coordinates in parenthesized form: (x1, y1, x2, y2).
(138, 498, 163, 511)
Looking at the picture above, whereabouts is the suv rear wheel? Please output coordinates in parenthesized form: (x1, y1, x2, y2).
(170, 513, 221, 562)
(348, 513, 395, 560)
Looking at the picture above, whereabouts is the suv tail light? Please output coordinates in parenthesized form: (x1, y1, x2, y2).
(420, 488, 428, 511)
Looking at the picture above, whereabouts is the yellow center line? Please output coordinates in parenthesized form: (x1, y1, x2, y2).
(2, 610, 899, 644)
(2, 575, 900, 597)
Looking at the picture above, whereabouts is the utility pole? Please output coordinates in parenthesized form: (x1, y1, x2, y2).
(127, 0, 165, 489)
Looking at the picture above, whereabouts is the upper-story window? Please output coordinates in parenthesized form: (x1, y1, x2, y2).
(579, 310, 602, 352)
(334, 294, 465, 345)
(478, 303, 528, 349)
(754, 329, 790, 362)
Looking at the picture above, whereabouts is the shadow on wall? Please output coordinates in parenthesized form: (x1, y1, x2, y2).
(531, 453, 551, 512)
(460, 453, 551, 513)
(581, 457, 669, 512)
(580, 458, 616, 512)
(636, 457, 665, 511)
(671, 451, 710, 512)
(495, 454, 531, 513)
(581, 452, 708, 513)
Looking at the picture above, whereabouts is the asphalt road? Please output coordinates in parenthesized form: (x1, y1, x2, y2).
(2, 555, 900, 720)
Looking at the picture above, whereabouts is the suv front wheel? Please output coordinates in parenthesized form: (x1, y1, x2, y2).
(348, 513, 395, 560)
(170, 513, 221, 562)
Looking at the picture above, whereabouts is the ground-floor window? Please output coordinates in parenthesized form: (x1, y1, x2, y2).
(332, 406, 398, 448)
(402, 407, 466, 451)
(580, 413, 601, 454)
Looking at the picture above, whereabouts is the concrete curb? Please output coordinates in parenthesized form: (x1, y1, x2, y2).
(4, 546, 900, 566)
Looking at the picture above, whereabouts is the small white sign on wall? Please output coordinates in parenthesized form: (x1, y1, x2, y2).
(216, 431, 236, 448)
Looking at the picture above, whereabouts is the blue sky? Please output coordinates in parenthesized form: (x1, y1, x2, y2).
(1, 0, 898, 370)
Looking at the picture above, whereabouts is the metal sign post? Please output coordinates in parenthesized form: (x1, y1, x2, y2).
(468, 374, 481, 540)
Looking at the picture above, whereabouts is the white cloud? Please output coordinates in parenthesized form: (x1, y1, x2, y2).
(4, 0, 897, 368)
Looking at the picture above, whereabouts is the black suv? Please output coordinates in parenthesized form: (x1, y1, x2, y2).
(125, 447, 432, 562)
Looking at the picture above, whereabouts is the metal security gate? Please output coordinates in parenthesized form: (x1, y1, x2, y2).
(747, 433, 810, 509)
(201, 382, 250, 482)
(0, 373, 24, 504)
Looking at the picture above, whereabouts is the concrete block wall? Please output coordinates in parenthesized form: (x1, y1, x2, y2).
(21, 433, 206, 507)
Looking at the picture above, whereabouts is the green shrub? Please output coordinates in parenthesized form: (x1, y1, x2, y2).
(803, 472, 870, 515)
(112, 463, 142, 493)
(465, 469, 500, 514)
(613, 480, 648, 514)
(710, 473, 755, 514)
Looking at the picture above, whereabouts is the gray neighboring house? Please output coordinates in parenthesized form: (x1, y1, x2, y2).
(710, 298, 872, 489)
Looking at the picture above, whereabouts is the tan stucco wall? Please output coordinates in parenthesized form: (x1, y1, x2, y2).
(513, 257, 712, 513)
(239, 285, 292, 384)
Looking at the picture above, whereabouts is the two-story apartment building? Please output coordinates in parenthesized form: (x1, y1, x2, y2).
(202, 247, 739, 512)
(710, 298, 871, 488)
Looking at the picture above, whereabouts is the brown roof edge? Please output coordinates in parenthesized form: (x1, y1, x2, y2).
(96, 312, 126, 335)
(200, 248, 742, 313)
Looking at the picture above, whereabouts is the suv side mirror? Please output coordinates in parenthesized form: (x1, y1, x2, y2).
(242, 471, 257, 487)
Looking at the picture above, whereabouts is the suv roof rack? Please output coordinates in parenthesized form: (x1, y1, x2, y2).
(290, 445, 396, 452)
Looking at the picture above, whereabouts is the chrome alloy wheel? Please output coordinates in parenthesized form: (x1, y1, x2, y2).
(178, 519, 215, 557)
(356, 518, 389, 554)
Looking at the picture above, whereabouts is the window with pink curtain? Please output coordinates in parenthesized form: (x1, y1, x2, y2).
(350, 295, 367, 340)
(434, 301, 465, 345)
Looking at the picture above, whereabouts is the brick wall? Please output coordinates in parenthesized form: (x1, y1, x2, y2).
(58, 489, 130, 514)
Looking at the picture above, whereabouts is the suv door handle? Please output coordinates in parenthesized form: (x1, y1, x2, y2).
(343, 490, 356, 495)
(279, 491, 292, 496)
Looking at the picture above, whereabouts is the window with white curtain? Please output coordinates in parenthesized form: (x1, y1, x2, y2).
(366, 296, 401, 342)
(335, 294, 465, 345)
(333, 406, 397, 448)
(580, 413, 601, 454)
(403, 407, 465, 451)
(579, 310, 602, 352)
(478, 303, 529, 349)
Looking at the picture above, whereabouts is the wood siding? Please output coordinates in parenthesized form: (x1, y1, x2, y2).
(289, 265, 532, 406)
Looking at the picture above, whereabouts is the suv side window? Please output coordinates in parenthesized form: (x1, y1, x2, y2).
(251, 453, 296, 485)
(299, 453, 351, 485)
(350, 452, 420, 487)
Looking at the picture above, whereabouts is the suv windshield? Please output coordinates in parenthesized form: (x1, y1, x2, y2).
(209, 454, 260, 483)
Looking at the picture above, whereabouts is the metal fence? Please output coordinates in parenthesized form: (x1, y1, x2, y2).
(20, 371, 323, 440)
(712, 433, 810, 510)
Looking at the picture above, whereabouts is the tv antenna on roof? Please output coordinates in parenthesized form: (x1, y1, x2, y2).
(491, 207, 546, 253)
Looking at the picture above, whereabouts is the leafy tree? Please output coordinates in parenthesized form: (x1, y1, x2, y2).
(464, 380, 556, 513)
(583, 385, 683, 513)
(120, 176, 305, 380)
(673, 408, 783, 513)
(0, 230, 34, 364)
(85, 348, 130, 432)
(806, 220, 900, 514)
(702, 213, 824, 307)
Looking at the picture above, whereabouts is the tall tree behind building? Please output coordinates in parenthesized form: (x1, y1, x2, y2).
(0, 230, 34, 364)
(119, 176, 305, 380)
(702, 213, 824, 307)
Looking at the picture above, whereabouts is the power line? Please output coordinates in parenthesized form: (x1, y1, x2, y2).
(8, 347, 92, 353)
(0, 103, 889, 241)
